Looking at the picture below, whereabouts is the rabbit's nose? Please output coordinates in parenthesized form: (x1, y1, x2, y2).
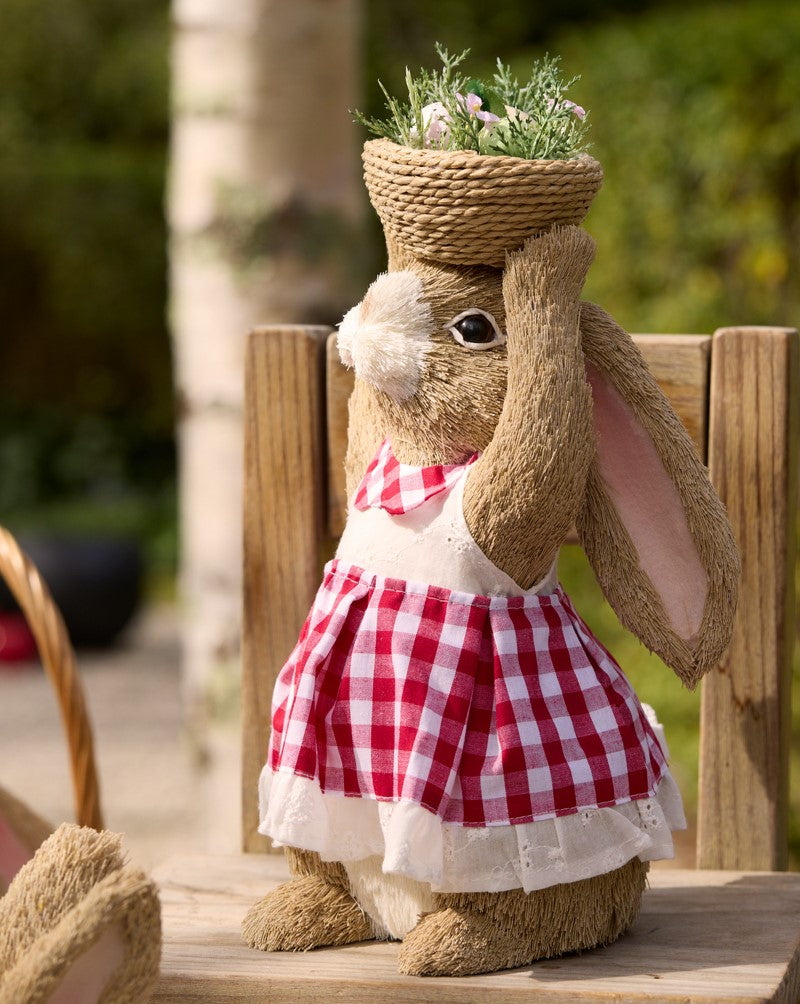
(336, 271, 434, 402)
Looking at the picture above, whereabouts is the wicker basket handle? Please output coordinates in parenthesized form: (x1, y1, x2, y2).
(0, 526, 104, 830)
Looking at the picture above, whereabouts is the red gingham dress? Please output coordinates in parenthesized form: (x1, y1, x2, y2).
(268, 442, 667, 829)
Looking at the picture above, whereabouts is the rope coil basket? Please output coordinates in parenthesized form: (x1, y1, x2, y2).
(363, 137, 603, 267)
(0, 526, 103, 830)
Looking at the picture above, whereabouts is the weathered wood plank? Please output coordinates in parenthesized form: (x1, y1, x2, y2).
(152, 854, 800, 1003)
(699, 326, 799, 870)
(241, 327, 329, 853)
(633, 334, 711, 460)
(325, 332, 354, 538)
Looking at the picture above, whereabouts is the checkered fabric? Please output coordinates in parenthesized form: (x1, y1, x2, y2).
(353, 438, 478, 515)
(269, 560, 666, 826)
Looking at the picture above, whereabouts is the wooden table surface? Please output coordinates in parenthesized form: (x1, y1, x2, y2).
(151, 853, 800, 1003)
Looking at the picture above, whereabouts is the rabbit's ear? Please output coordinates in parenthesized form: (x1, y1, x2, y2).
(583, 358, 708, 638)
(577, 303, 739, 688)
(0, 786, 52, 889)
(0, 815, 32, 889)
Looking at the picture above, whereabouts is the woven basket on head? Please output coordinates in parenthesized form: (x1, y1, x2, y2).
(363, 137, 603, 268)
(0, 526, 103, 830)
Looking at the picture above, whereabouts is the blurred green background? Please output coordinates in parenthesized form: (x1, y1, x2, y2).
(0, 0, 797, 859)
(0, 0, 174, 591)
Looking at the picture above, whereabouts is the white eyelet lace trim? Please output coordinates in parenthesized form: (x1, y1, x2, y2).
(258, 765, 685, 895)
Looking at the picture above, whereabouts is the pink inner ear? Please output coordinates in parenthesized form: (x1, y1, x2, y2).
(586, 362, 708, 643)
(46, 923, 126, 1004)
(0, 814, 34, 887)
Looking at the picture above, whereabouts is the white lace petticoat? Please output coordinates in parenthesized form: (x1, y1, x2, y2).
(259, 754, 685, 896)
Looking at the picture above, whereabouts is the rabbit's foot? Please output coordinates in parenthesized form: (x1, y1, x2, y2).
(398, 901, 534, 977)
(242, 874, 375, 952)
(398, 858, 649, 977)
(0, 866, 161, 1004)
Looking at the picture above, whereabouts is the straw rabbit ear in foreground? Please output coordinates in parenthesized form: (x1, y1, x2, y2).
(0, 818, 161, 1003)
(244, 137, 739, 976)
(0, 785, 53, 895)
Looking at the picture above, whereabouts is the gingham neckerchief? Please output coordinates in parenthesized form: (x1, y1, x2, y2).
(353, 438, 478, 515)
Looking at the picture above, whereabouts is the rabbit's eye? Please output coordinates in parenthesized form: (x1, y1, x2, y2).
(447, 309, 505, 351)
(457, 315, 494, 342)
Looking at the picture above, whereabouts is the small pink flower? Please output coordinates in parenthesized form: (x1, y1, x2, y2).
(562, 99, 586, 120)
(547, 97, 586, 120)
(460, 91, 484, 116)
(423, 101, 450, 125)
(455, 92, 499, 131)
(475, 109, 500, 131)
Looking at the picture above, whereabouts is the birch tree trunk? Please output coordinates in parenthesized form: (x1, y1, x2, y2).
(169, 0, 364, 744)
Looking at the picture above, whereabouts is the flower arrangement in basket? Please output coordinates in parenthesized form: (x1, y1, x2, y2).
(242, 47, 740, 978)
(355, 46, 603, 266)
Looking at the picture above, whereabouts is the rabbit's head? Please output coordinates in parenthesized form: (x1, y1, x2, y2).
(338, 251, 511, 481)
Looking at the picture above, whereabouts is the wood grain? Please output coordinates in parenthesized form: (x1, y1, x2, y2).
(698, 326, 799, 870)
(152, 853, 800, 1003)
(633, 334, 711, 460)
(241, 326, 330, 853)
(325, 332, 354, 538)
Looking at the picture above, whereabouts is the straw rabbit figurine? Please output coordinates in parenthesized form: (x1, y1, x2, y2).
(0, 785, 161, 1002)
(244, 218, 739, 976)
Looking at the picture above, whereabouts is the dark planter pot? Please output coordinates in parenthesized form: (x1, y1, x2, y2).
(0, 534, 143, 649)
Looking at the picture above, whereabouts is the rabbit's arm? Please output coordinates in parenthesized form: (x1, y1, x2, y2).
(463, 225, 596, 589)
(577, 301, 739, 688)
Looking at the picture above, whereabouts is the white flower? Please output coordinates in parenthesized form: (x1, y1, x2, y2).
(475, 109, 500, 131)
(504, 104, 530, 122)
(421, 101, 451, 147)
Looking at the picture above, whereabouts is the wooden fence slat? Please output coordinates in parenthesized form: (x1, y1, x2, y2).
(326, 333, 354, 539)
(633, 334, 711, 460)
(241, 326, 331, 853)
(698, 326, 799, 870)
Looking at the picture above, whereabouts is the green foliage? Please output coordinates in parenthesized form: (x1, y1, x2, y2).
(354, 45, 590, 159)
(488, 57, 589, 159)
(0, 0, 167, 145)
(551, 1, 800, 334)
(0, 0, 173, 584)
(360, 0, 800, 333)
(0, 407, 176, 596)
(362, 0, 692, 110)
(354, 45, 474, 147)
